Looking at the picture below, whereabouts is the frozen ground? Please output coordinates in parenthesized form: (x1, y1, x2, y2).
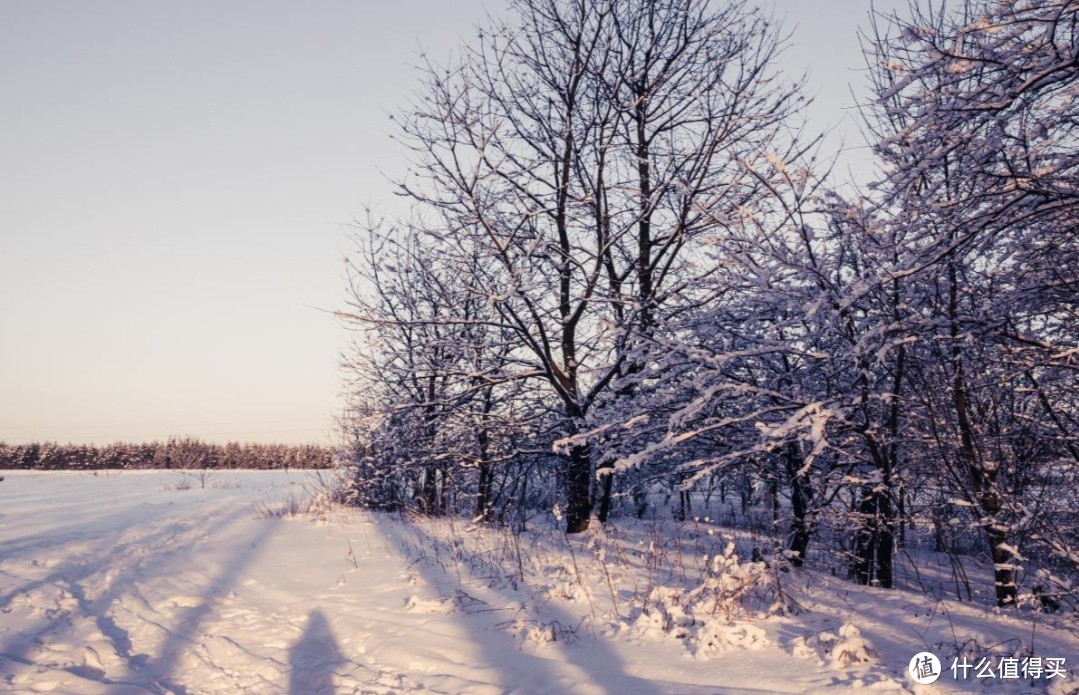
(0, 470, 1075, 694)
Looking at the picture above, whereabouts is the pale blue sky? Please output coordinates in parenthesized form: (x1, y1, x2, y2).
(0, 0, 898, 445)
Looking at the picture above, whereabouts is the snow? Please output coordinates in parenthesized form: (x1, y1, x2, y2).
(2, 470, 1076, 694)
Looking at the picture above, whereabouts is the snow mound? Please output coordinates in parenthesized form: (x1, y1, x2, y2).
(789, 622, 877, 668)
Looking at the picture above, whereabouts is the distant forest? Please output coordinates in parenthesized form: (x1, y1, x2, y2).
(0, 438, 334, 470)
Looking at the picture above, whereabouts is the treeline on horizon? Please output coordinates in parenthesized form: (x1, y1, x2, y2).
(0, 438, 335, 471)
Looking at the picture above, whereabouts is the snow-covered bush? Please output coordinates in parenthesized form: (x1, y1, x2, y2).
(789, 623, 876, 668)
(633, 541, 787, 655)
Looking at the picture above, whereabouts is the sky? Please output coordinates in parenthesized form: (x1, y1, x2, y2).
(0, 0, 902, 446)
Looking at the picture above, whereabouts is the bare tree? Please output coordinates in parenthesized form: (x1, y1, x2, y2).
(373, 0, 808, 532)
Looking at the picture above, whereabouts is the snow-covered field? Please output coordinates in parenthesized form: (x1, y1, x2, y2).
(1, 470, 1075, 694)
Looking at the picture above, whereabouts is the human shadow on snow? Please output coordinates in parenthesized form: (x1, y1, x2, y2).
(288, 609, 346, 695)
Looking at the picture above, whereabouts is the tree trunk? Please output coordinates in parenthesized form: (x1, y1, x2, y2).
(633, 486, 648, 519)
(785, 444, 814, 567)
(946, 263, 1014, 606)
(987, 521, 1017, 607)
(876, 492, 894, 588)
(420, 465, 439, 516)
(851, 487, 895, 588)
(595, 461, 614, 523)
(565, 441, 592, 534)
(437, 464, 448, 515)
(475, 462, 493, 523)
(851, 490, 876, 585)
(897, 485, 907, 550)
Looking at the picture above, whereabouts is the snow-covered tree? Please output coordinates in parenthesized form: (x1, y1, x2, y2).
(860, 0, 1078, 605)
(352, 0, 812, 533)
